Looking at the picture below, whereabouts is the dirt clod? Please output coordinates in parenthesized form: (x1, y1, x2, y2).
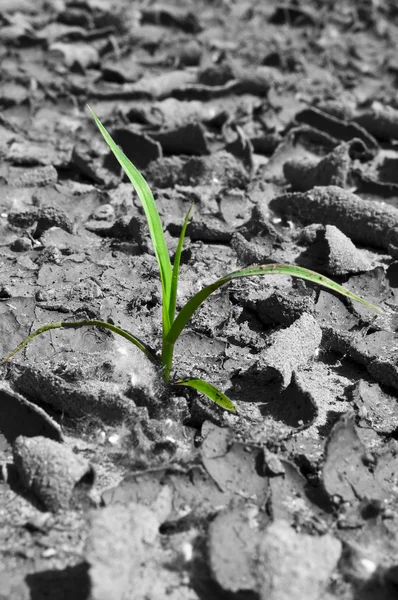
(13, 436, 93, 511)
(258, 520, 342, 600)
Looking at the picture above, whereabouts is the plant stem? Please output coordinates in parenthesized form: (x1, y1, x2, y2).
(161, 339, 174, 383)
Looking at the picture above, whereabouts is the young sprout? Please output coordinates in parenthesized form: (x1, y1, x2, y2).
(1, 107, 382, 413)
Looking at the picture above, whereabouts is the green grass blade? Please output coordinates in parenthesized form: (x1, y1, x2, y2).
(162, 204, 194, 383)
(166, 263, 382, 345)
(1, 320, 157, 365)
(169, 203, 194, 325)
(174, 378, 237, 412)
(87, 106, 172, 335)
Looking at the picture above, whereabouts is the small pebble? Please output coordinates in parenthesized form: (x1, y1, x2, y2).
(91, 204, 115, 221)
(108, 434, 120, 446)
(42, 548, 57, 558)
(10, 238, 33, 252)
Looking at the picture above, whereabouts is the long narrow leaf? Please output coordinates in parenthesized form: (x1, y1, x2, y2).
(166, 264, 382, 345)
(1, 320, 157, 364)
(169, 203, 194, 325)
(174, 378, 236, 412)
(87, 106, 172, 334)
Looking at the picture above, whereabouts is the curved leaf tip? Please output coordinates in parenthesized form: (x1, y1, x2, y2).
(174, 378, 237, 412)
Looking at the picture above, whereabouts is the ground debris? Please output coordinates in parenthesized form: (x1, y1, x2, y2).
(270, 185, 398, 253)
(257, 520, 342, 600)
(13, 435, 93, 511)
(250, 313, 322, 388)
(322, 412, 384, 504)
(85, 503, 159, 600)
(208, 505, 261, 594)
(200, 421, 268, 503)
(348, 380, 398, 435)
(300, 224, 373, 276)
(284, 141, 353, 192)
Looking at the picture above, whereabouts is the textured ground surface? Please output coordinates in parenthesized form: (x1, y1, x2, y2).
(1, 1, 398, 598)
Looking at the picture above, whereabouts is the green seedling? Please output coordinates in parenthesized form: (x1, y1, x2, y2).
(1, 107, 382, 412)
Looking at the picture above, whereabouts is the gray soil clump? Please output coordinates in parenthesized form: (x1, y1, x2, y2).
(270, 185, 398, 252)
(13, 436, 94, 511)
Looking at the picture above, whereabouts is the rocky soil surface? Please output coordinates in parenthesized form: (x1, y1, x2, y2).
(2, 0, 398, 598)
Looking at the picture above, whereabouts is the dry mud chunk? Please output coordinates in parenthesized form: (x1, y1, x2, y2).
(8, 165, 58, 187)
(268, 458, 318, 524)
(102, 56, 142, 84)
(368, 358, 398, 395)
(270, 3, 318, 25)
(188, 216, 231, 242)
(219, 188, 253, 228)
(122, 70, 197, 100)
(231, 231, 274, 264)
(141, 5, 202, 33)
(48, 42, 99, 70)
(0, 82, 29, 107)
(198, 62, 235, 86)
(295, 107, 379, 151)
(255, 288, 315, 326)
(283, 142, 352, 191)
(353, 170, 398, 201)
(34, 206, 74, 237)
(71, 146, 118, 187)
(270, 185, 398, 252)
(9, 236, 32, 252)
(151, 122, 209, 156)
(145, 151, 249, 189)
(208, 507, 260, 594)
(231, 204, 280, 264)
(85, 503, 159, 600)
(7, 140, 63, 168)
(348, 330, 395, 367)
(86, 500, 198, 598)
(86, 214, 150, 250)
(339, 520, 398, 587)
(354, 104, 398, 141)
(110, 127, 162, 170)
(225, 126, 254, 173)
(90, 203, 115, 221)
(13, 435, 93, 511)
(200, 422, 268, 503)
(317, 100, 356, 121)
(7, 209, 38, 228)
(0, 572, 30, 600)
(375, 440, 398, 502)
(258, 313, 322, 388)
(168, 39, 203, 67)
(348, 380, 398, 435)
(303, 224, 372, 276)
(14, 366, 139, 423)
(323, 413, 383, 503)
(315, 290, 364, 355)
(376, 155, 398, 185)
(102, 464, 229, 524)
(348, 266, 390, 312)
(258, 520, 342, 600)
(171, 70, 272, 101)
(127, 98, 223, 129)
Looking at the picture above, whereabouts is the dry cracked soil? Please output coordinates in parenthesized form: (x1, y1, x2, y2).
(2, 0, 398, 599)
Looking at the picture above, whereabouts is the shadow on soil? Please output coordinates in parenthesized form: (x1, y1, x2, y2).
(229, 374, 318, 428)
(26, 562, 90, 600)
